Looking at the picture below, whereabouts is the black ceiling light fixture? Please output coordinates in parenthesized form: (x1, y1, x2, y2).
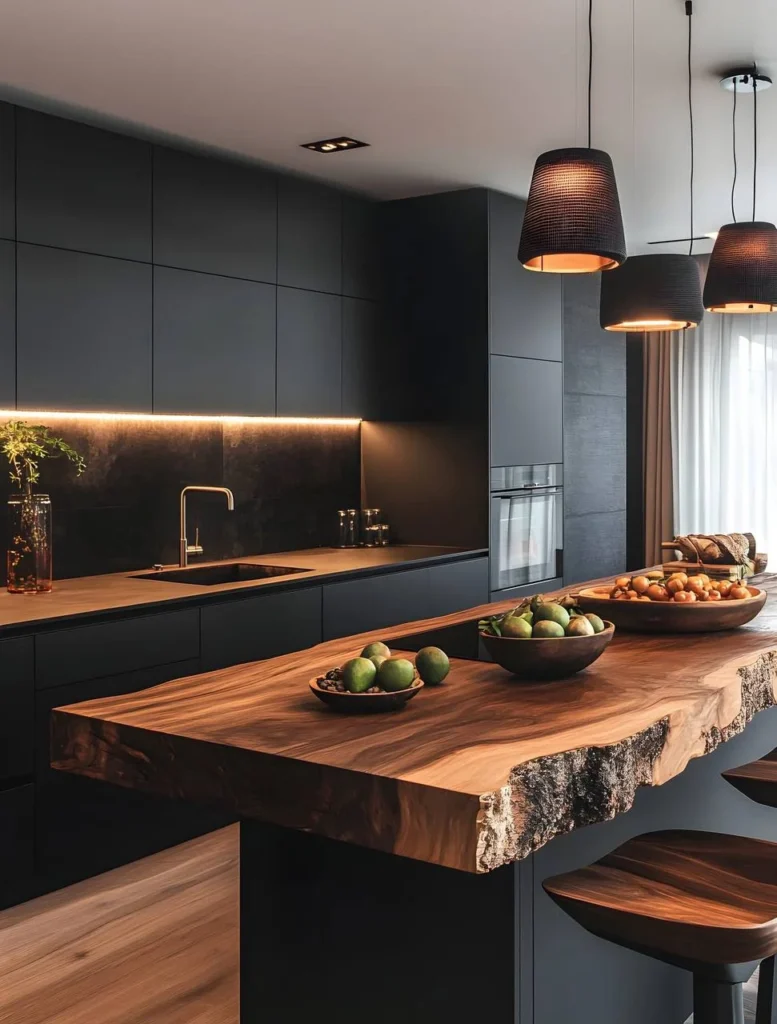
(518, 0, 626, 273)
(704, 66, 777, 313)
(600, 0, 703, 332)
(301, 137, 369, 154)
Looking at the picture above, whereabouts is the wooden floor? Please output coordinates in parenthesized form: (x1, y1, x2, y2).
(0, 825, 239, 1024)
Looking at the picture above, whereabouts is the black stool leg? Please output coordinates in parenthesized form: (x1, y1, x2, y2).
(693, 976, 745, 1024)
(757, 957, 777, 1024)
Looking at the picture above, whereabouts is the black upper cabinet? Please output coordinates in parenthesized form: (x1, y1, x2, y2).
(342, 197, 379, 300)
(0, 240, 15, 408)
(278, 177, 342, 294)
(342, 297, 379, 418)
(276, 287, 342, 416)
(17, 244, 152, 411)
(153, 147, 277, 282)
(488, 191, 562, 362)
(490, 355, 563, 467)
(153, 266, 276, 415)
(16, 109, 152, 262)
(0, 103, 14, 240)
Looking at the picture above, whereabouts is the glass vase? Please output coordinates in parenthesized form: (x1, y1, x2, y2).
(7, 494, 53, 594)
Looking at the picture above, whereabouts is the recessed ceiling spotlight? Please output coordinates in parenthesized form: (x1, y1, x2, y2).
(301, 137, 369, 154)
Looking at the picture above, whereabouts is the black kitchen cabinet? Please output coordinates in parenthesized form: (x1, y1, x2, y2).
(35, 608, 200, 690)
(0, 785, 34, 910)
(201, 586, 322, 671)
(0, 636, 34, 782)
(278, 177, 342, 294)
(342, 197, 380, 300)
(323, 567, 430, 641)
(342, 297, 380, 418)
(153, 146, 277, 283)
(153, 266, 276, 415)
(0, 239, 15, 408)
(490, 355, 563, 468)
(16, 244, 152, 412)
(427, 557, 488, 617)
(16, 108, 152, 261)
(0, 102, 14, 240)
(276, 287, 342, 416)
(563, 393, 626, 517)
(563, 510, 627, 586)
(488, 191, 562, 362)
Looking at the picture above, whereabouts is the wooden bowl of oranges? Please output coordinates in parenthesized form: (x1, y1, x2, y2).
(575, 571, 766, 633)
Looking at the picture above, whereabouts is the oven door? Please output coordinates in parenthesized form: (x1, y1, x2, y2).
(490, 486, 563, 592)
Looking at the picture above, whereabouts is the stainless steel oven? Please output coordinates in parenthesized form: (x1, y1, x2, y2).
(490, 464, 563, 592)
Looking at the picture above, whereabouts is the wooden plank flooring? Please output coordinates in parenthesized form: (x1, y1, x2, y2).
(0, 825, 239, 1024)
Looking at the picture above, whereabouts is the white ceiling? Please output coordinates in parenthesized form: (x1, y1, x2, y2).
(1, 0, 776, 252)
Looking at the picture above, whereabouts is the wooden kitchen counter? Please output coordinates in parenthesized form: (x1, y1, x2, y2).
(50, 573, 777, 874)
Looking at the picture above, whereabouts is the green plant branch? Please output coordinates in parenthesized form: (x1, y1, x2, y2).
(0, 420, 86, 495)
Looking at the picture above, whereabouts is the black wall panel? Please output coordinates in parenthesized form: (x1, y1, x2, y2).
(153, 266, 276, 415)
(16, 109, 152, 261)
(153, 147, 277, 282)
(16, 244, 153, 411)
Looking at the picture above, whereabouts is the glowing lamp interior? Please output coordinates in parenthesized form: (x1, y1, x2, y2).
(523, 253, 620, 273)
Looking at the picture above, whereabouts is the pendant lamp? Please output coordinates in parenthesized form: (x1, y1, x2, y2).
(518, 0, 625, 273)
(704, 68, 777, 312)
(600, 0, 703, 331)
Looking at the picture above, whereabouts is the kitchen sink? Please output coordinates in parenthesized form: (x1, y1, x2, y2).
(132, 563, 313, 586)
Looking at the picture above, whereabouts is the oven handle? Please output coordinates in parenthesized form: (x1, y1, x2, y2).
(492, 486, 563, 497)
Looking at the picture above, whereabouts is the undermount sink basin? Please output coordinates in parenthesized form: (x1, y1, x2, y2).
(132, 563, 312, 586)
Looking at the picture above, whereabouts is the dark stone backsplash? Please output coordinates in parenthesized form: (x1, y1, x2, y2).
(3, 417, 361, 578)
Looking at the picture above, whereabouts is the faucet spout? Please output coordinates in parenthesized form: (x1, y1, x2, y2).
(179, 486, 235, 567)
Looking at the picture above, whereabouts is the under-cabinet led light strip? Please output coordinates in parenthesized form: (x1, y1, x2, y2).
(0, 410, 361, 426)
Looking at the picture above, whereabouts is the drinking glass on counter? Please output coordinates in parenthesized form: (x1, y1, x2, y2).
(337, 509, 360, 548)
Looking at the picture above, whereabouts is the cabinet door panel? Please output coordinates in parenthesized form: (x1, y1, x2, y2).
(490, 355, 562, 467)
(0, 239, 14, 407)
(0, 636, 33, 781)
(153, 266, 276, 415)
(17, 108, 151, 261)
(342, 297, 379, 418)
(201, 586, 322, 671)
(17, 244, 152, 412)
(427, 557, 489, 617)
(278, 178, 342, 294)
(342, 198, 379, 299)
(489, 191, 562, 361)
(0, 784, 34, 910)
(276, 287, 342, 416)
(35, 608, 200, 690)
(563, 511, 626, 586)
(153, 147, 277, 282)
(0, 102, 14, 240)
(564, 393, 626, 517)
(323, 568, 430, 640)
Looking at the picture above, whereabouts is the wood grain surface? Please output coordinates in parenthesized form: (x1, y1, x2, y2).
(543, 830, 777, 965)
(51, 573, 777, 873)
(0, 826, 238, 1024)
(0, 545, 474, 631)
(723, 747, 777, 808)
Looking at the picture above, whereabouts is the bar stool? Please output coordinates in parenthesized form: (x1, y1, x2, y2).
(723, 749, 777, 1024)
(543, 830, 777, 1024)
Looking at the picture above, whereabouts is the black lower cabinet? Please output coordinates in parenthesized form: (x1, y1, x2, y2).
(0, 635, 34, 782)
(0, 784, 35, 910)
(35, 658, 232, 892)
(201, 586, 323, 672)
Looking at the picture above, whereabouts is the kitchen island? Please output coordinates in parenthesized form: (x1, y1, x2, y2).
(50, 574, 777, 1024)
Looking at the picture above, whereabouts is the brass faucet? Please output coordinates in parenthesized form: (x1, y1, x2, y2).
(179, 486, 235, 567)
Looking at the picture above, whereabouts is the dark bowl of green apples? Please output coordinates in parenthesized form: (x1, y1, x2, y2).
(310, 641, 450, 713)
(479, 595, 614, 681)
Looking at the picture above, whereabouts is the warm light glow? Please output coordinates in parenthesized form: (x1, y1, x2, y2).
(523, 253, 620, 273)
(705, 302, 777, 313)
(605, 319, 697, 332)
(0, 410, 361, 426)
(705, 232, 719, 241)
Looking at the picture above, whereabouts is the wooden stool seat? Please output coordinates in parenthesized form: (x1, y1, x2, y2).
(723, 749, 777, 808)
(544, 830, 777, 968)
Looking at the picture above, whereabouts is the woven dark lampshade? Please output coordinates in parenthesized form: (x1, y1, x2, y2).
(518, 148, 626, 273)
(600, 254, 703, 331)
(703, 222, 777, 312)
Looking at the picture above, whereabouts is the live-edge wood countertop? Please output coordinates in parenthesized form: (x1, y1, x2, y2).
(0, 545, 483, 633)
(51, 573, 777, 874)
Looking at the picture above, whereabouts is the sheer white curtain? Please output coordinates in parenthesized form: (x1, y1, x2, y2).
(672, 313, 777, 553)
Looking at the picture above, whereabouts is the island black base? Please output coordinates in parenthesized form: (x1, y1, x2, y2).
(240, 706, 777, 1024)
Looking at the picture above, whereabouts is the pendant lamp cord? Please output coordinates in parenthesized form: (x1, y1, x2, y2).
(731, 78, 738, 222)
(587, 0, 593, 148)
(752, 68, 758, 221)
(686, 1, 694, 255)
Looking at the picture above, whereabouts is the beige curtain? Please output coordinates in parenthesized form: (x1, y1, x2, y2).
(643, 332, 674, 565)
